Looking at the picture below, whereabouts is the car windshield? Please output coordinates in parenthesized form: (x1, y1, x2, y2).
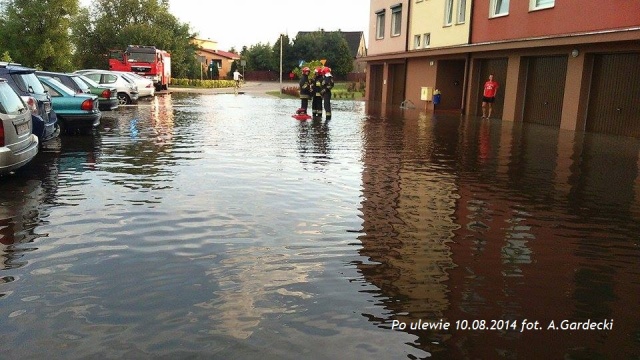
(129, 73, 146, 80)
(0, 81, 26, 115)
(70, 76, 91, 92)
(127, 52, 156, 63)
(120, 75, 134, 85)
(40, 77, 75, 97)
(121, 73, 138, 83)
(11, 72, 46, 94)
(77, 74, 100, 88)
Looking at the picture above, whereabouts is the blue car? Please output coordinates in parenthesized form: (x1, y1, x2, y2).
(0, 62, 59, 145)
(37, 76, 101, 134)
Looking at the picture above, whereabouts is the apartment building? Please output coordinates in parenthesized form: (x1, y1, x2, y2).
(365, 0, 640, 137)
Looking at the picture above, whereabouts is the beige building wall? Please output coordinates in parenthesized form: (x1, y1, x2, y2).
(368, 0, 409, 56)
(193, 38, 218, 51)
(409, 0, 471, 50)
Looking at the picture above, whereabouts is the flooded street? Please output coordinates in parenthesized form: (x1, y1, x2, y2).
(1, 93, 639, 359)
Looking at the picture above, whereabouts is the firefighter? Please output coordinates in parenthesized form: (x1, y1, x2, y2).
(311, 67, 325, 118)
(321, 67, 335, 120)
(297, 67, 312, 115)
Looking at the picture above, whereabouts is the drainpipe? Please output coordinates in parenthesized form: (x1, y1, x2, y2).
(403, 0, 411, 104)
(461, 0, 475, 115)
(405, 0, 411, 52)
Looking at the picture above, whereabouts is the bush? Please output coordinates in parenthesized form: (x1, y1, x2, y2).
(281, 86, 299, 97)
(170, 78, 236, 88)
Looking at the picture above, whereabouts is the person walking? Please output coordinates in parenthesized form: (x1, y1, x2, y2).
(311, 67, 324, 118)
(481, 74, 499, 119)
(233, 69, 243, 89)
(321, 67, 335, 120)
(297, 67, 311, 115)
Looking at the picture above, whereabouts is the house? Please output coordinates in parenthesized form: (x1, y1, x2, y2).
(365, 0, 640, 137)
(296, 31, 368, 73)
(193, 38, 240, 80)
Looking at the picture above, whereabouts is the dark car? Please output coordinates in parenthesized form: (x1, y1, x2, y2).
(37, 71, 119, 111)
(0, 63, 59, 145)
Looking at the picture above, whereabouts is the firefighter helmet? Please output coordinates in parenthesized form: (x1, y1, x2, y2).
(324, 67, 332, 75)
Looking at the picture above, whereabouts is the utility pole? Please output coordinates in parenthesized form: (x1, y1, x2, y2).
(279, 33, 283, 88)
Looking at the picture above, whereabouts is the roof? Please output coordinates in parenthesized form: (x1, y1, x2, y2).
(296, 31, 366, 58)
(198, 48, 240, 60)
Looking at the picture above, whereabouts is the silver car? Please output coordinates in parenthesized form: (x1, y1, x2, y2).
(113, 71, 155, 98)
(75, 70, 139, 105)
(0, 78, 39, 176)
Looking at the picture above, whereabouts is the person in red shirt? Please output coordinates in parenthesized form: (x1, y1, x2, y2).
(482, 74, 499, 119)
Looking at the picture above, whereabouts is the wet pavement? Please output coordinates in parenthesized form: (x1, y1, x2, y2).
(0, 91, 639, 359)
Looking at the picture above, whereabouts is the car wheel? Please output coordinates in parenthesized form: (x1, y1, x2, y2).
(117, 92, 131, 105)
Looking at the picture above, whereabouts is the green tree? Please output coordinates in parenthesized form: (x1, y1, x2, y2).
(0, 0, 79, 71)
(272, 34, 297, 76)
(1, 51, 13, 62)
(320, 31, 353, 77)
(209, 61, 219, 79)
(242, 43, 274, 71)
(292, 31, 353, 77)
(70, 7, 106, 69)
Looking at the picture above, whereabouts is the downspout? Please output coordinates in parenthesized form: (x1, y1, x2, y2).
(461, 0, 475, 115)
(403, 0, 411, 105)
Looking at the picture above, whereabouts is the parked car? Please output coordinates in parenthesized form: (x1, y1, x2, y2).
(37, 71, 92, 95)
(0, 78, 39, 175)
(76, 75, 119, 111)
(75, 70, 139, 105)
(113, 71, 155, 98)
(0, 62, 59, 145)
(42, 72, 119, 111)
(37, 76, 101, 134)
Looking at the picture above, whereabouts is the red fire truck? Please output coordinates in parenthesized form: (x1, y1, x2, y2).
(108, 45, 171, 91)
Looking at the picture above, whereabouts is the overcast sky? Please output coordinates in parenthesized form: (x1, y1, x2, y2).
(81, 0, 371, 51)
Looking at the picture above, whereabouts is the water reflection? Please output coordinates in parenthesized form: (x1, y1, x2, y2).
(297, 117, 331, 168)
(358, 109, 640, 358)
(0, 95, 638, 358)
(97, 97, 183, 193)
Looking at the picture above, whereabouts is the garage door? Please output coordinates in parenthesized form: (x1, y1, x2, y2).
(586, 53, 640, 137)
(369, 64, 384, 103)
(477, 58, 508, 118)
(522, 56, 568, 127)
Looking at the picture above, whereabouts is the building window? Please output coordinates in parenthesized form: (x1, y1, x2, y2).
(457, 0, 467, 23)
(375, 10, 385, 39)
(444, 0, 454, 26)
(414, 34, 421, 49)
(391, 5, 402, 37)
(423, 33, 431, 47)
(529, 0, 554, 10)
(490, 0, 510, 17)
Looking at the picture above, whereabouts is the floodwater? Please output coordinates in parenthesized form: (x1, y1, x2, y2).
(1, 93, 639, 359)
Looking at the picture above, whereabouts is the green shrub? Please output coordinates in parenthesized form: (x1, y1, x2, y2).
(170, 78, 236, 88)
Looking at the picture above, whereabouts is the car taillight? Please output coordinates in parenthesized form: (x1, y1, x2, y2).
(81, 99, 94, 111)
(21, 96, 39, 115)
(0, 122, 5, 147)
(101, 89, 111, 98)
